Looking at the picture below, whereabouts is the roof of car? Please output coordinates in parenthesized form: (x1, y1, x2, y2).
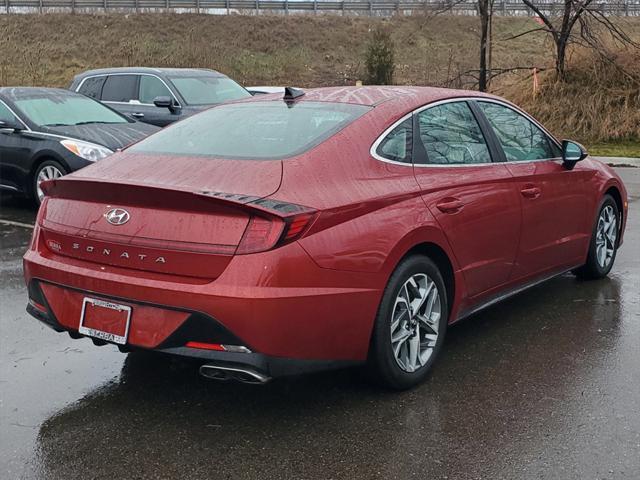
(72, 67, 226, 79)
(0, 87, 82, 102)
(241, 86, 503, 113)
(290, 86, 499, 107)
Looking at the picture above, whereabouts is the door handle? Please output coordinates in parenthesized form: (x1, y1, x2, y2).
(520, 185, 541, 199)
(131, 112, 145, 118)
(436, 198, 465, 214)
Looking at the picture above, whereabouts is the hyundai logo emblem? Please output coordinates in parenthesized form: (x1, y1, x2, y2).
(104, 208, 131, 226)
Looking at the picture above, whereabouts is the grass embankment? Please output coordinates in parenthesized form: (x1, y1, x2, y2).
(1, 13, 638, 153)
(507, 48, 640, 157)
(0, 14, 552, 87)
(589, 142, 640, 158)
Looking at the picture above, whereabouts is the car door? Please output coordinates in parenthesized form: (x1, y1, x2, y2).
(99, 74, 141, 121)
(0, 100, 32, 193)
(136, 75, 182, 127)
(475, 100, 593, 280)
(412, 100, 522, 301)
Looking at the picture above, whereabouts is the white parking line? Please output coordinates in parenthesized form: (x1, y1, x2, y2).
(0, 219, 35, 229)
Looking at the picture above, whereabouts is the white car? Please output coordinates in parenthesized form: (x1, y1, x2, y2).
(246, 86, 287, 96)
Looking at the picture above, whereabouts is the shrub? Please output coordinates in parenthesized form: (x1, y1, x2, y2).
(364, 26, 395, 85)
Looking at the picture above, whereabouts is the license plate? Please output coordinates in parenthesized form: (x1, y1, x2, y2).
(79, 297, 131, 345)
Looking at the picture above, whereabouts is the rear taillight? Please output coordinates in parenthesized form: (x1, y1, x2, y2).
(236, 210, 317, 255)
(282, 212, 316, 242)
(30, 198, 48, 250)
(236, 216, 285, 254)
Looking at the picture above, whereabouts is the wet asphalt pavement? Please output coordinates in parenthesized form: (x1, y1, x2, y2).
(1, 168, 639, 480)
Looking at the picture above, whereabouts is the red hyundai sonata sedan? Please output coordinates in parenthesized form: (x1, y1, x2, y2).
(23, 86, 628, 389)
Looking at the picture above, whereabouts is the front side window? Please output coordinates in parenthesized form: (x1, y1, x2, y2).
(375, 118, 412, 163)
(168, 76, 251, 105)
(101, 75, 138, 103)
(478, 102, 559, 161)
(78, 76, 106, 100)
(139, 76, 173, 104)
(15, 94, 128, 127)
(0, 101, 18, 124)
(130, 101, 371, 160)
(417, 102, 492, 165)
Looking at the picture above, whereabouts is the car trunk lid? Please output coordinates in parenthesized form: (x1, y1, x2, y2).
(38, 153, 283, 279)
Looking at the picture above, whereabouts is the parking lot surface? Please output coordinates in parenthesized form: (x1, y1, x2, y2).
(1, 168, 639, 480)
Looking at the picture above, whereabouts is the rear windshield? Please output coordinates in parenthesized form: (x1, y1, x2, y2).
(129, 101, 371, 160)
(168, 76, 251, 105)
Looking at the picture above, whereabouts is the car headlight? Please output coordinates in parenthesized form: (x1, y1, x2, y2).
(60, 139, 113, 162)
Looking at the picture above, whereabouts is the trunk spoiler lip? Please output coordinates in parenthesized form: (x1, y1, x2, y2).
(40, 176, 314, 219)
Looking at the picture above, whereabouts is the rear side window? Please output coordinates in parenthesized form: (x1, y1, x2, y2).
(375, 118, 412, 164)
(101, 75, 138, 103)
(477, 102, 558, 161)
(77, 76, 106, 100)
(130, 101, 371, 160)
(139, 76, 173, 104)
(417, 102, 492, 165)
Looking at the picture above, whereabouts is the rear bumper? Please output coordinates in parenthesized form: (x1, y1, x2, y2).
(26, 290, 359, 378)
(23, 240, 383, 372)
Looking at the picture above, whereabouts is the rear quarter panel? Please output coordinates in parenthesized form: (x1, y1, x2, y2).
(277, 104, 465, 319)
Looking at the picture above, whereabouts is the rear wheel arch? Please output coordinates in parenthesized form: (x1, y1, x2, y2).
(400, 242, 455, 315)
(381, 233, 457, 322)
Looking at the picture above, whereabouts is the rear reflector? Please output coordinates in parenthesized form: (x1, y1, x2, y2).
(28, 298, 48, 313)
(186, 342, 251, 353)
(186, 341, 225, 351)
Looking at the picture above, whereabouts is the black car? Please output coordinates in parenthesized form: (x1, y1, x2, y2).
(70, 67, 252, 127)
(0, 87, 159, 205)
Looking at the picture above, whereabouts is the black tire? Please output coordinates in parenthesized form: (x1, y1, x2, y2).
(573, 194, 620, 280)
(367, 254, 449, 390)
(32, 160, 67, 207)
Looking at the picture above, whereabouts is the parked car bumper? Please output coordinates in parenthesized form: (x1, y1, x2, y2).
(23, 238, 383, 376)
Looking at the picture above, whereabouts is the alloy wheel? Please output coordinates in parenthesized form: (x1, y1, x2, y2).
(595, 205, 617, 269)
(36, 165, 63, 202)
(390, 273, 441, 373)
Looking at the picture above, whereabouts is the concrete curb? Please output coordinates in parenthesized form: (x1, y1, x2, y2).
(593, 156, 640, 168)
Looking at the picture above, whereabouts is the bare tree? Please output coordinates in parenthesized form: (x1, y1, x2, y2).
(520, 0, 638, 80)
(477, 0, 495, 91)
(402, 0, 495, 91)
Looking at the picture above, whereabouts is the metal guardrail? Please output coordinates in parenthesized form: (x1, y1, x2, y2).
(3, 0, 640, 14)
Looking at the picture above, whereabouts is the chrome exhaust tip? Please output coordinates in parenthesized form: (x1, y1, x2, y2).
(199, 364, 271, 384)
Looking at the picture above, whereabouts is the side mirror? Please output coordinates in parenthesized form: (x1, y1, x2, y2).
(562, 140, 588, 169)
(0, 119, 24, 132)
(153, 96, 180, 113)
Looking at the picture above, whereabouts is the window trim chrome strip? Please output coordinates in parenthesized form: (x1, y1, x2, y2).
(370, 111, 414, 166)
(369, 96, 563, 168)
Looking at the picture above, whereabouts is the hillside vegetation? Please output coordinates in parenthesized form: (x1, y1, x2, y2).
(1, 13, 639, 148)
